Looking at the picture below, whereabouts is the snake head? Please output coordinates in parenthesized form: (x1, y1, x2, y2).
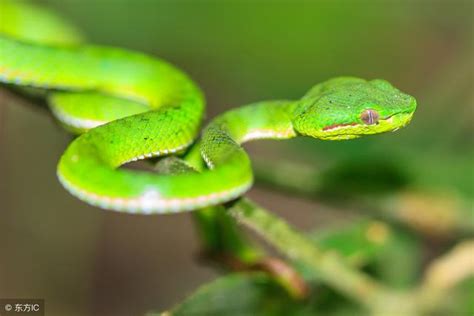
(292, 77, 417, 140)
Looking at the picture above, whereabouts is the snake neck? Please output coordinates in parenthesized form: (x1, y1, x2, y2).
(211, 100, 297, 143)
(200, 100, 298, 169)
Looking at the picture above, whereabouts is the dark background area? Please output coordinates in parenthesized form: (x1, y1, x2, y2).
(0, 1, 472, 315)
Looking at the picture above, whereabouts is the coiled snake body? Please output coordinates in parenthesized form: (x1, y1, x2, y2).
(0, 1, 417, 213)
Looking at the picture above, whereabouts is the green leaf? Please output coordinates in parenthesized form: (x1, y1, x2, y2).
(305, 219, 421, 288)
(157, 272, 318, 316)
(309, 219, 392, 267)
(371, 227, 420, 288)
(292, 219, 393, 284)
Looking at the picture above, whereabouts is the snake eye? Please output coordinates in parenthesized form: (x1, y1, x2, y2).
(360, 109, 379, 125)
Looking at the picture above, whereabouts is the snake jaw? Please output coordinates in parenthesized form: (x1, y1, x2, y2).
(317, 111, 414, 140)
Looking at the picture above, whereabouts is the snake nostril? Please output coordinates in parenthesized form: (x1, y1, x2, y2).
(360, 109, 379, 125)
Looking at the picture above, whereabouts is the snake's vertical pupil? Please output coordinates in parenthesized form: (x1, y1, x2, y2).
(361, 109, 379, 125)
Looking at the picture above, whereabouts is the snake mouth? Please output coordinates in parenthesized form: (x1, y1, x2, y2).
(319, 112, 413, 140)
(382, 111, 414, 130)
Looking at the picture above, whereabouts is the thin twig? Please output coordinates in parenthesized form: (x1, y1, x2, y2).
(228, 198, 400, 311)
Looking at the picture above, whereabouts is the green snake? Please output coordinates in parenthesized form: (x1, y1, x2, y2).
(0, 1, 417, 214)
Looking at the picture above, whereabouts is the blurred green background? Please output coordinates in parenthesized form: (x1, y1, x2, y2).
(0, 0, 472, 315)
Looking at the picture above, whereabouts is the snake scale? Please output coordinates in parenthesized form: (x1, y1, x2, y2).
(0, 0, 417, 214)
